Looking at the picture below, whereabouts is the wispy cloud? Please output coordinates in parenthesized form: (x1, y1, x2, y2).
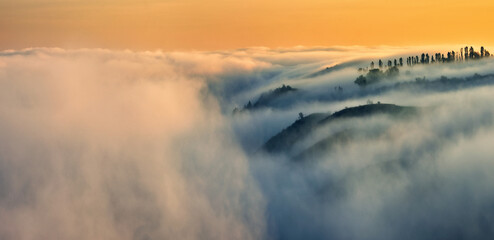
(0, 48, 265, 240)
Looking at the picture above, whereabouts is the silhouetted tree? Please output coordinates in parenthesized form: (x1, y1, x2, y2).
(481, 46, 485, 58)
(394, 59, 398, 67)
(387, 60, 392, 67)
(370, 61, 375, 69)
(379, 59, 383, 68)
(399, 57, 403, 66)
(245, 101, 252, 109)
(385, 66, 399, 78)
(472, 51, 480, 58)
(355, 75, 367, 86)
(298, 112, 304, 120)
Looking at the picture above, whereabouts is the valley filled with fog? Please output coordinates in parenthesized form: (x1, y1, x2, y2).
(1, 46, 494, 239)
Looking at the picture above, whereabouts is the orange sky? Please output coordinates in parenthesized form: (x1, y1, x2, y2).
(1, 0, 494, 51)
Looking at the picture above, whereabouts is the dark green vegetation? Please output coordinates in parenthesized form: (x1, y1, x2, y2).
(380, 73, 494, 94)
(262, 112, 331, 153)
(355, 46, 491, 86)
(262, 103, 417, 158)
(321, 103, 416, 120)
(240, 46, 494, 162)
(233, 84, 297, 113)
(354, 66, 399, 86)
(232, 72, 494, 113)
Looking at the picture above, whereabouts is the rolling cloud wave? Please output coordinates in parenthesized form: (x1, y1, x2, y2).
(1, 46, 494, 239)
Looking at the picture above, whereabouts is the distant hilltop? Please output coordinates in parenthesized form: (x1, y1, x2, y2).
(360, 46, 490, 71)
(355, 46, 491, 86)
(233, 84, 298, 114)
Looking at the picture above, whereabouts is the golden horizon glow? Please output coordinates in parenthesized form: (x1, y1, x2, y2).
(1, 0, 494, 51)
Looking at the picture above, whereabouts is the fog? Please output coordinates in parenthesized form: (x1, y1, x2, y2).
(1, 46, 494, 239)
(0, 48, 265, 240)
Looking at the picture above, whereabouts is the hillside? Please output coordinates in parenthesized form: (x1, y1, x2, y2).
(262, 112, 331, 153)
(262, 103, 417, 155)
(234, 84, 298, 113)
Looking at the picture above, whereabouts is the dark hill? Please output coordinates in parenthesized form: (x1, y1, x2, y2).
(294, 129, 357, 161)
(320, 103, 416, 124)
(262, 113, 331, 153)
(262, 103, 417, 154)
(234, 84, 298, 113)
(253, 84, 297, 108)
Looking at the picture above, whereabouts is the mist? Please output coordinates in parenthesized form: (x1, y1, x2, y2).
(0, 48, 265, 240)
(1, 46, 494, 239)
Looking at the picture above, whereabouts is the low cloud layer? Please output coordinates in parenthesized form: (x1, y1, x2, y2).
(0, 48, 265, 240)
(1, 46, 494, 240)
